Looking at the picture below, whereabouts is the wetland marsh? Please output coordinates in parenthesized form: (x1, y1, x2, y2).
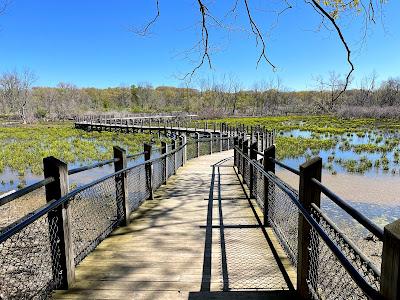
(218, 115, 400, 233)
(0, 122, 164, 193)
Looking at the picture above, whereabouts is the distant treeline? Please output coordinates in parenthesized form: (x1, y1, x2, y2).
(0, 69, 399, 122)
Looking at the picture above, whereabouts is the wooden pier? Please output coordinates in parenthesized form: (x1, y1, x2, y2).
(54, 151, 297, 299)
(1, 118, 397, 300)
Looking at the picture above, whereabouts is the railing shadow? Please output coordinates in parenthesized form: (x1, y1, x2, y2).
(199, 156, 298, 298)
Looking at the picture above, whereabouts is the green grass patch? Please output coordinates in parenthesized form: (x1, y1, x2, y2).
(0, 122, 164, 175)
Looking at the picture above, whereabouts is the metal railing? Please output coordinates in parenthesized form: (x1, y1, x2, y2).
(0, 132, 236, 299)
(233, 138, 399, 300)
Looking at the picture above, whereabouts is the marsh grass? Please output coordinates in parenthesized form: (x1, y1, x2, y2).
(214, 115, 400, 175)
(0, 122, 165, 176)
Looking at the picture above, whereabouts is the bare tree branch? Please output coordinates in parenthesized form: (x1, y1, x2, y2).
(309, 0, 355, 103)
(243, 0, 276, 69)
(131, 0, 160, 36)
(182, 0, 212, 81)
(0, 0, 11, 15)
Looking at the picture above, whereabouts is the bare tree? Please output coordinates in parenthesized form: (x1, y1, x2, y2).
(227, 75, 242, 115)
(378, 77, 400, 106)
(314, 71, 351, 111)
(357, 71, 377, 105)
(0, 69, 37, 123)
(137, 82, 154, 110)
(133, 0, 385, 98)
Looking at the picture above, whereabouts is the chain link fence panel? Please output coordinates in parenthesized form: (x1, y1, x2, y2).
(186, 141, 197, 161)
(152, 159, 166, 190)
(126, 165, 150, 213)
(199, 140, 211, 156)
(70, 175, 121, 265)
(212, 137, 220, 153)
(307, 206, 381, 300)
(0, 214, 63, 300)
(267, 172, 299, 267)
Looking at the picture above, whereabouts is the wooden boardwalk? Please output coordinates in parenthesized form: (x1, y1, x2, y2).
(54, 150, 297, 300)
(75, 121, 223, 135)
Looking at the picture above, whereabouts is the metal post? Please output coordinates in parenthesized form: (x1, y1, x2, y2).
(297, 157, 322, 299)
(219, 133, 223, 152)
(381, 219, 400, 300)
(113, 146, 129, 226)
(43, 156, 74, 289)
(263, 145, 275, 226)
(144, 143, 153, 200)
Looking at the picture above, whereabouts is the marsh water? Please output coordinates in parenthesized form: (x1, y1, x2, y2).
(0, 148, 162, 193)
(1, 127, 399, 234)
(277, 128, 400, 237)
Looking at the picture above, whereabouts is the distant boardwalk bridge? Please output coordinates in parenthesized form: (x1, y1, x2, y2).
(0, 115, 399, 300)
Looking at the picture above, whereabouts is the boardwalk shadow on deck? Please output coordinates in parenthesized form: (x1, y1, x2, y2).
(199, 157, 298, 299)
(188, 290, 298, 300)
(54, 152, 298, 300)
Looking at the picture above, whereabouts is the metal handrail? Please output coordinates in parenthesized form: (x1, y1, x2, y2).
(235, 145, 300, 175)
(0, 142, 188, 244)
(248, 157, 382, 299)
(254, 150, 264, 156)
(68, 158, 118, 175)
(68, 151, 147, 175)
(0, 150, 149, 208)
(0, 177, 55, 207)
(269, 157, 300, 175)
(246, 144, 383, 239)
(310, 177, 384, 240)
(311, 203, 381, 277)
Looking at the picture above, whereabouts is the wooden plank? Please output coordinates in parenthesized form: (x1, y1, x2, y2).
(53, 150, 296, 299)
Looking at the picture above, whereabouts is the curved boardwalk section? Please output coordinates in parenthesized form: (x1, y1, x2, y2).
(54, 150, 297, 300)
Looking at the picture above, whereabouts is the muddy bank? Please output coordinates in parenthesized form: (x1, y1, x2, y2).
(277, 169, 400, 206)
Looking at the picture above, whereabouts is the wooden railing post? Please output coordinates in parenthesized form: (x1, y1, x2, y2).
(249, 141, 257, 198)
(297, 157, 322, 299)
(161, 141, 168, 184)
(233, 136, 238, 166)
(173, 138, 178, 174)
(263, 145, 275, 226)
(195, 132, 200, 157)
(43, 156, 74, 289)
(144, 143, 153, 200)
(180, 134, 187, 165)
(242, 139, 249, 184)
(260, 131, 265, 151)
(113, 146, 129, 226)
(210, 133, 213, 154)
(238, 137, 243, 173)
(380, 219, 400, 300)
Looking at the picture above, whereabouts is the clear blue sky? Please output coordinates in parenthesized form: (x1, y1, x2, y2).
(0, 0, 399, 90)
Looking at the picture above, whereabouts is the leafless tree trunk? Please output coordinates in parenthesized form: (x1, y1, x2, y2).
(0, 69, 37, 123)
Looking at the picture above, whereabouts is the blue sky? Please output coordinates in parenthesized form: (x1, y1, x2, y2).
(0, 0, 399, 90)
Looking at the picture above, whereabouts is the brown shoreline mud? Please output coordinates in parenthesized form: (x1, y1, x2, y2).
(277, 169, 400, 206)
